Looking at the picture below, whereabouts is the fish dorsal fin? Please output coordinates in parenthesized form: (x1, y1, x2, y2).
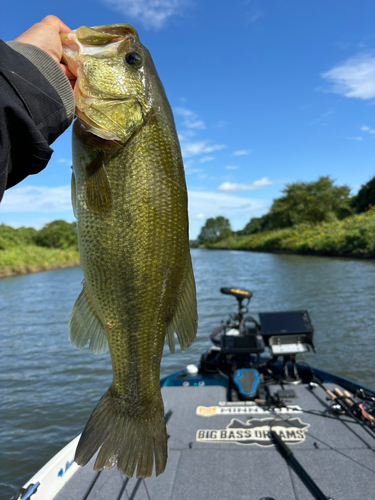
(69, 280, 109, 354)
(84, 155, 112, 216)
(166, 256, 198, 353)
(71, 170, 77, 218)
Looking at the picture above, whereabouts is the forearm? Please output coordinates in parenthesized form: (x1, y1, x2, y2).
(0, 40, 74, 199)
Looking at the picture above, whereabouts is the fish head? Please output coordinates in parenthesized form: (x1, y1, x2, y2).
(61, 25, 161, 143)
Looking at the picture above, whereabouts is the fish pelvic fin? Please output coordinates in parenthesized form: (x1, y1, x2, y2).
(75, 387, 168, 478)
(71, 170, 77, 218)
(69, 280, 109, 354)
(167, 255, 198, 353)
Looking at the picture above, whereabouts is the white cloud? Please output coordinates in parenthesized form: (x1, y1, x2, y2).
(361, 125, 375, 135)
(310, 108, 335, 125)
(180, 140, 225, 159)
(199, 156, 214, 163)
(185, 168, 203, 175)
(217, 177, 273, 192)
(321, 53, 375, 100)
(188, 190, 270, 238)
(232, 150, 250, 156)
(248, 9, 263, 24)
(102, 0, 189, 30)
(57, 158, 72, 165)
(174, 107, 206, 129)
(0, 186, 72, 213)
(347, 136, 363, 141)
(225, 166, 239, 170)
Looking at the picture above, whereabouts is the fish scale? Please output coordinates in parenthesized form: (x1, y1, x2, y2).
(62, 24, 197, 478)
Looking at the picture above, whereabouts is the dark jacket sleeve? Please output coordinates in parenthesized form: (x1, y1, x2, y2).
(0, 40, 75, 201)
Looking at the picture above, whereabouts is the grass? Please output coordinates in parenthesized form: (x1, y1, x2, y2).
(0, 245, 80, 278)
(206, 207, 375, 258)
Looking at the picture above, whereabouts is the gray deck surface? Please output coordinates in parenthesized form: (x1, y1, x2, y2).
(55, 384, 375, 500)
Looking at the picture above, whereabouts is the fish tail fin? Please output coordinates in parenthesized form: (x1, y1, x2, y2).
(75, 387, 167, 478)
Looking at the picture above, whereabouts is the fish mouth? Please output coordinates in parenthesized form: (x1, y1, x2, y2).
(61, 25, 144, 143)
(61, 24, 138, 63)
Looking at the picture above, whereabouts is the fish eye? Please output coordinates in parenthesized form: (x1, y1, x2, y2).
(125, 52, 142, 67)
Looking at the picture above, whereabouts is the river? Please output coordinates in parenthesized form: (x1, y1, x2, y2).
(0, 249, 374, 498)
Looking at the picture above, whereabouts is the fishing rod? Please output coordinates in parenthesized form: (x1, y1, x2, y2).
(270, 430, 334, 500)
(310, 379, 375, 442)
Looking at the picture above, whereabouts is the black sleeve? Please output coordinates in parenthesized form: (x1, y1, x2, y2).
(0, 40, 73, 201)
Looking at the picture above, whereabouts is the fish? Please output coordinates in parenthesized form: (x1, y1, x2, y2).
(61, 24, 197, 479)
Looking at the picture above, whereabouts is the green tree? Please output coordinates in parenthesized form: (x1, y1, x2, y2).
(198, 216, 232, 243)
(351, 175, 375, 213)
(269, 176, 351, 227)
(0, 224, 37, 249)
(34, 220, 78, 249)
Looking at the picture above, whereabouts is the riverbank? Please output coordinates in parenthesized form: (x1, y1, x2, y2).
(201, 207, 375, 259)
(0, 245, 80, 278)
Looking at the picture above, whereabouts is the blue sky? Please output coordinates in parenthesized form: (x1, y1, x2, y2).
(1, 0, 374, 239)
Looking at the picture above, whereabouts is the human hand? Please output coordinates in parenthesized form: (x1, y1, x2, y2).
(14, 15, 76, 89)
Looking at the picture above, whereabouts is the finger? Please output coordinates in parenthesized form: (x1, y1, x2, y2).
(60, 65, 77, 90)
(60, 64, 76, 80)
(39, 15, 71, 34)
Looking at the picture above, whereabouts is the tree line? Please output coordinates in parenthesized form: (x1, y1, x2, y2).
(196, 175, 375, 245)
(0, 220, 78, 250)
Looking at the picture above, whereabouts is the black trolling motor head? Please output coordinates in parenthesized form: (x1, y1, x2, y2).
(220, 287, 253, 322)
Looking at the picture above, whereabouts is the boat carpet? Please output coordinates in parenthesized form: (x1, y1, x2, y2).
(54, 383, 375, 500)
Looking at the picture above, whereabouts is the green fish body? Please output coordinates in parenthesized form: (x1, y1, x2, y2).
(62, 25, 197, 478)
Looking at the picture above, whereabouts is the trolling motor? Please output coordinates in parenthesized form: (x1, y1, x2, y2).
(220, 287, 252, 325)
(202, 287, 316, 395)
(207, 287, 265, 400)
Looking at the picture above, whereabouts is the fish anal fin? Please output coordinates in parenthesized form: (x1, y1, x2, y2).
(84, 155, 112, 216)
(166, 321, 175, 354)
(167, 256, 198, 353)
(69, 281, 109, 354)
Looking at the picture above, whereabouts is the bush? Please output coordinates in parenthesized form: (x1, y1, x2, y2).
(0, 225, 37, 249)
(33, 220, 78, 249)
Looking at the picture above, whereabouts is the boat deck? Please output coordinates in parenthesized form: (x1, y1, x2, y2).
(54, 382, 375, 500)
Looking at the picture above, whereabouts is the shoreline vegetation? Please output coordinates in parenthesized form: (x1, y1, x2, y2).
(0, 221, 79, 279)
(191, 207, 375, 259)
(1, 177, 374, 278)
(190, 176, 375, 260)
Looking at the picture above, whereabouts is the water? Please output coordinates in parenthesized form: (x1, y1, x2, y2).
(0, 249, 374, 498)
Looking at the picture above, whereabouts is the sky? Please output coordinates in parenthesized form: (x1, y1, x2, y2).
(1, 0, 374, 239)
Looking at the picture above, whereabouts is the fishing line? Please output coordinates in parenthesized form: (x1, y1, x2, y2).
(295, 408, 368, 425)
(304, 430, 375, 475)
(143, 479, 152, 500)
(268, 411, 375, 481)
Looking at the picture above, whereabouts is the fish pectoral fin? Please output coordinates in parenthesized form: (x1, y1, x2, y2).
(71, 170, 77, 218)
(84, 155, 112, 216)
(167, 256, 198, 353)
(69, 280, 109, 354)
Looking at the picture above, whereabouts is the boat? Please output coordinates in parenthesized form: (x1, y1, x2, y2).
(11, 287, 375, 500)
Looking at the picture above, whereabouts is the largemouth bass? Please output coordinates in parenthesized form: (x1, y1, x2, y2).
(61, 24, 197, 478)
